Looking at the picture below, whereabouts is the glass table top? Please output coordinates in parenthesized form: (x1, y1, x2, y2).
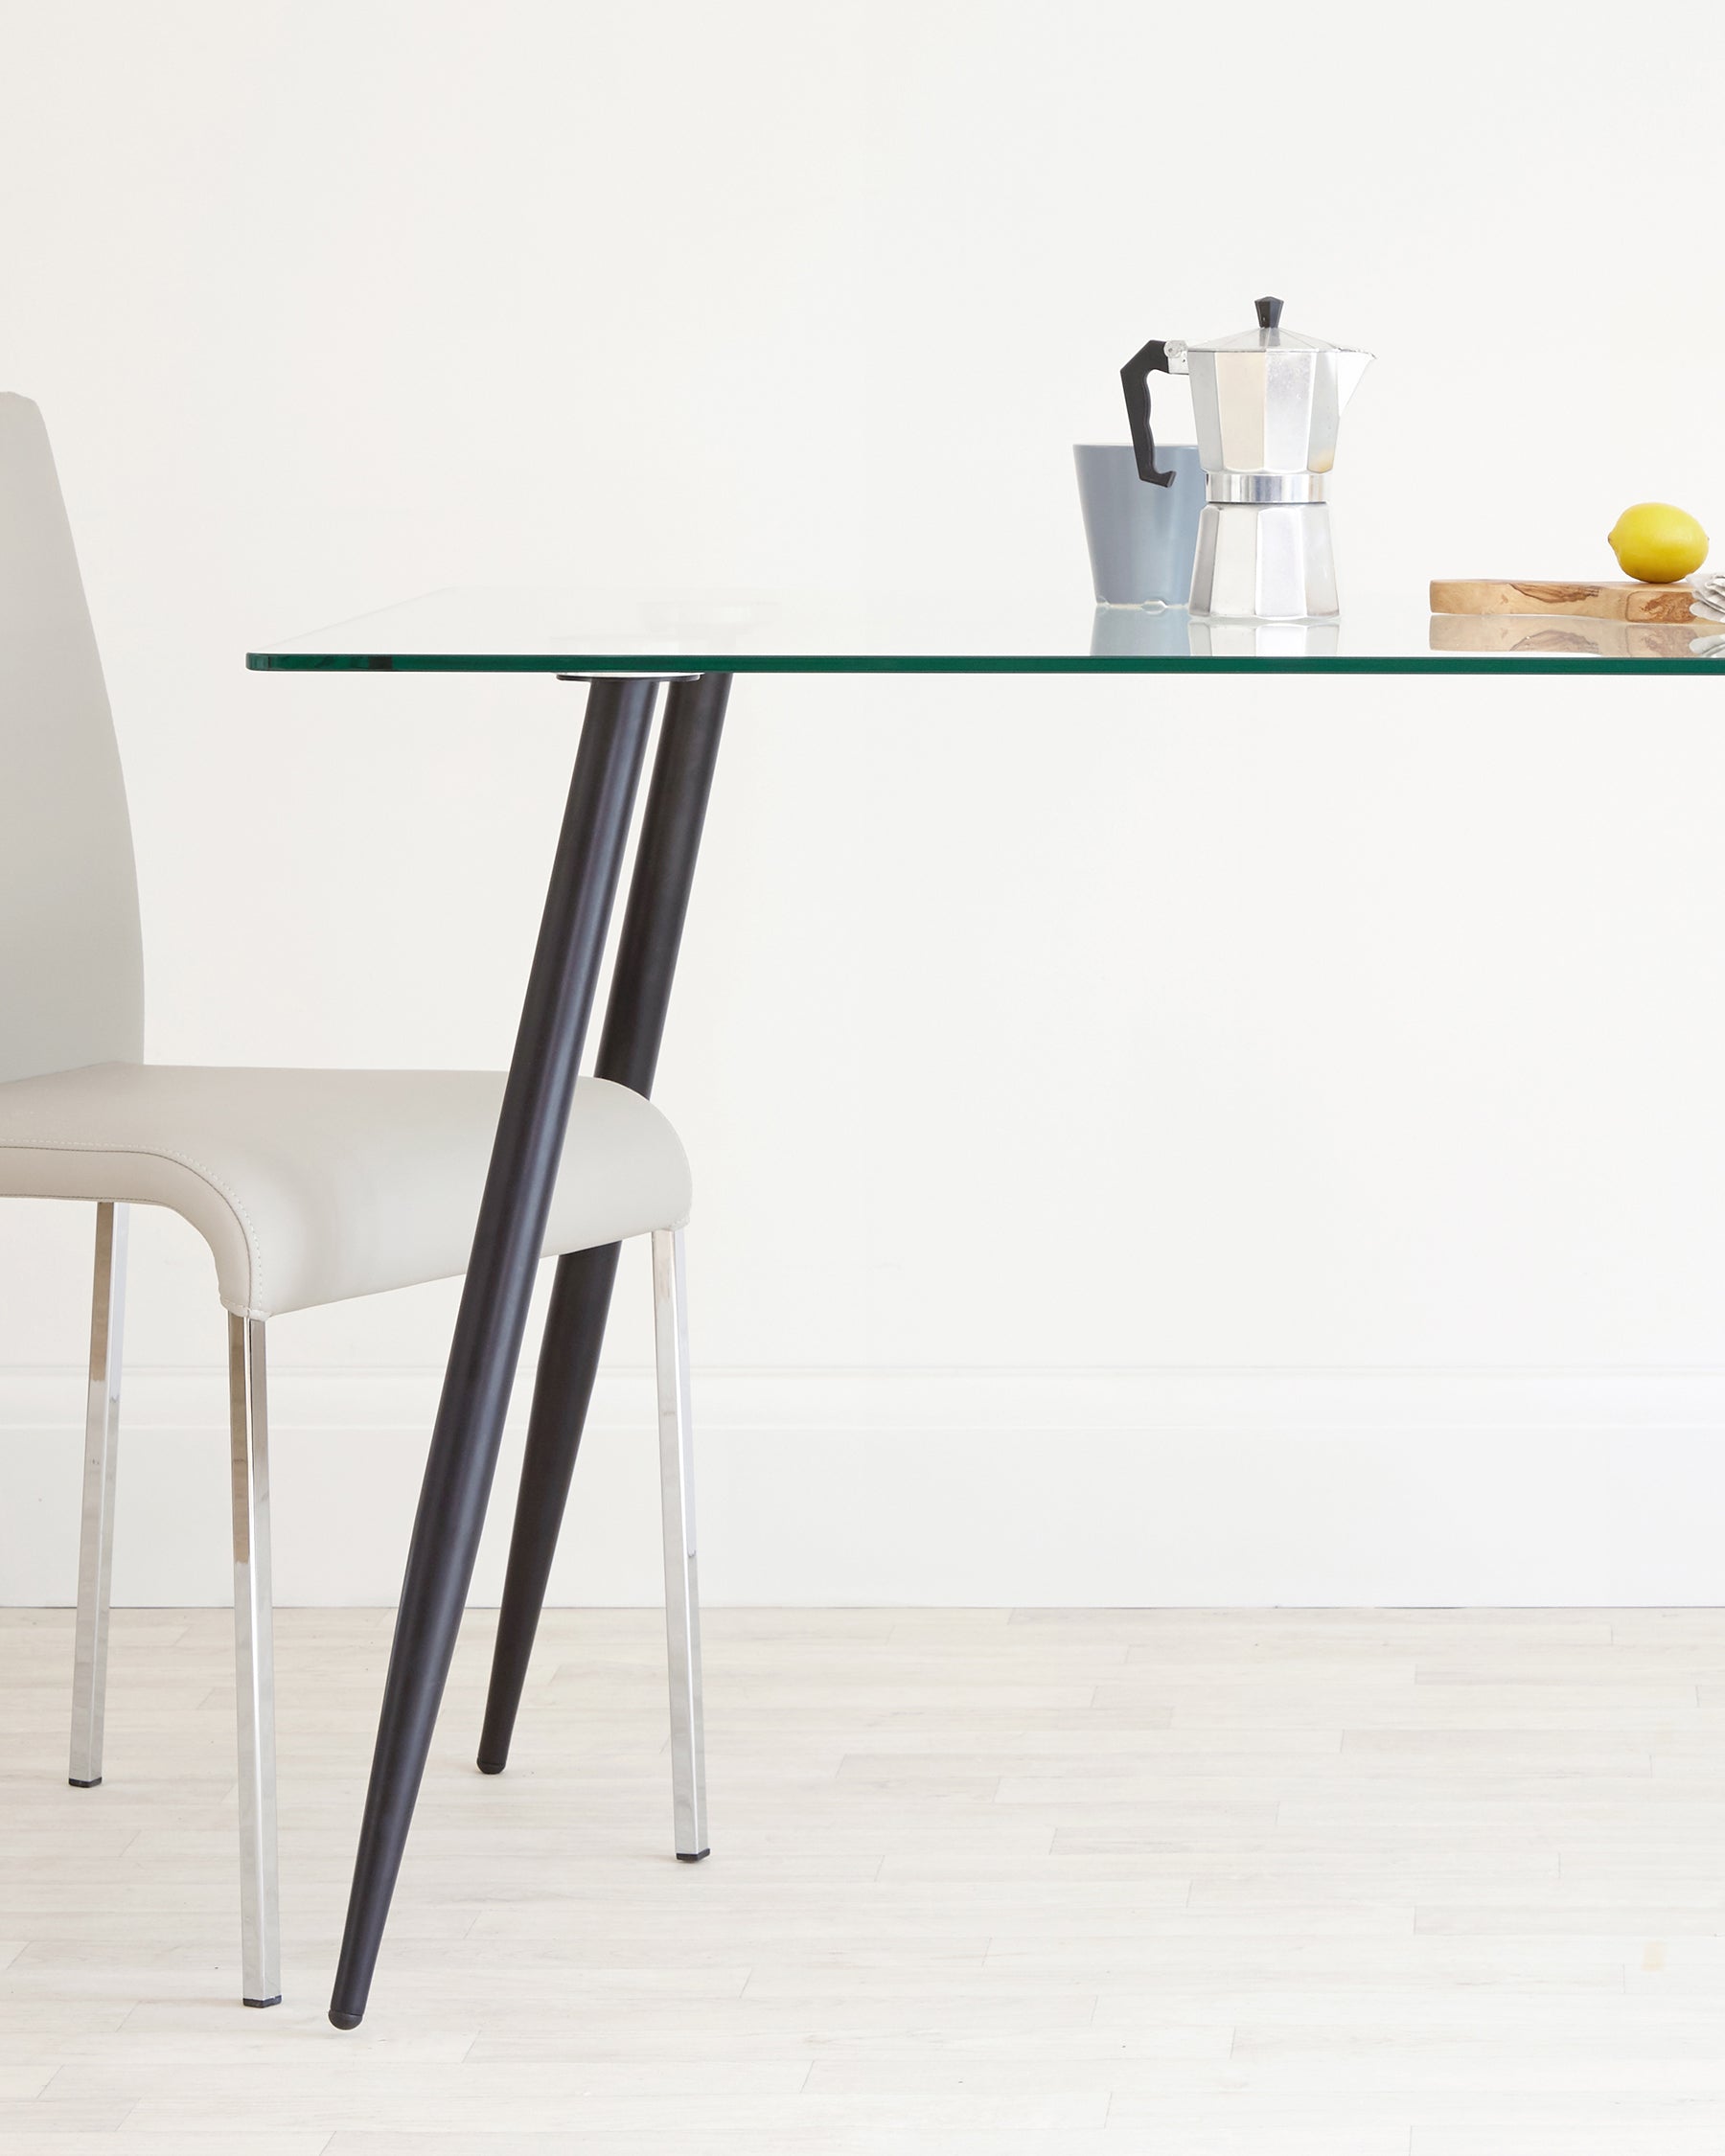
(248, 587, 1725, 677)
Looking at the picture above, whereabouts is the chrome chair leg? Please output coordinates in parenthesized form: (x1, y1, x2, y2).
(227, 1314, 281, 2007)
(69, 1201, 128, 1788)
(652, 1227, 708, 1861)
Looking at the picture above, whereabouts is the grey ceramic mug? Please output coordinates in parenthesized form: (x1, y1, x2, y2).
(1074, 443, 1205, 607)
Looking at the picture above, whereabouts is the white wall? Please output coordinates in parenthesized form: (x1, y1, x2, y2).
(3, 0, 1724, 1606)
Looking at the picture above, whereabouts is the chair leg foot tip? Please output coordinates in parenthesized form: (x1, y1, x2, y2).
(243, 1996, 283, 2009)
(328, 2007, 362, 2030)
(475, 1760, 505, 1776)
(676, 1848, 711, 1862)
(68, 1776, 102, 1788)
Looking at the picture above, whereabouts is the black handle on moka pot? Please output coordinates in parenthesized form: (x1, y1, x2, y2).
(1120, 337, 1176, 488)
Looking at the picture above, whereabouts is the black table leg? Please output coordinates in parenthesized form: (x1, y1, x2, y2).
(328, 677, 657, 2030)
(478, 673, 730, 1775)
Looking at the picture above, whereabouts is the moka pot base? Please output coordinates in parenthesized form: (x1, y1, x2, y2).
(1189, 500, 1340, 623)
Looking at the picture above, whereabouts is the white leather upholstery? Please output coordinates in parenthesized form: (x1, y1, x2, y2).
(0, 1065, 691, 1319)
(0, 396, 145, 1083)
(0, 394, 694, 1323)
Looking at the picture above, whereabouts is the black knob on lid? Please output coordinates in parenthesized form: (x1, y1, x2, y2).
(1254, 295, 1284, 329)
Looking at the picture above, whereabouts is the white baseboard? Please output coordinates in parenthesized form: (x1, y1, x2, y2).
(4, 1363, 1725, 1607)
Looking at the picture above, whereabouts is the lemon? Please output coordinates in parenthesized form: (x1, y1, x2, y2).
(1607, 502, 1710, 584)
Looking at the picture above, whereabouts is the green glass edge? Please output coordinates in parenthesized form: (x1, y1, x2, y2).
(249, 651, 1725, 677)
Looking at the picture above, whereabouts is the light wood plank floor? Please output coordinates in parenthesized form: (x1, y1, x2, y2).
(3, 1605, 1723, 2154)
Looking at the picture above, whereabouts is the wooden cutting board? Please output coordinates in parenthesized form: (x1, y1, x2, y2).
(1430, 578, 1704, 623)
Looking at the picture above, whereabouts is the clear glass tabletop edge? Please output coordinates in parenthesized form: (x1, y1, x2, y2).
(246, 651, 1725, 677)
(245, 586, 1725, 677)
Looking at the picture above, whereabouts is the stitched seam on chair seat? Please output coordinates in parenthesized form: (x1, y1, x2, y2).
(0, 1136, 264, 1310)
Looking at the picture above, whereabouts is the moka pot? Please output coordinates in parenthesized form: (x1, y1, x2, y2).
(1121, 296, 1371, 621)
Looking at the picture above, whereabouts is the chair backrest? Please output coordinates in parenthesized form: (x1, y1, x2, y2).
(0, 394, 144, 1082)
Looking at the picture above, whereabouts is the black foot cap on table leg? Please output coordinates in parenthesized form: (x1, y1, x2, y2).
(67, 1776, 102, 1788)
(243, 1996, 283, 2009)
(676, 1849, 711, 1863)
(328, 2007, 362, 2030)
(475, 1759, 505, 1776)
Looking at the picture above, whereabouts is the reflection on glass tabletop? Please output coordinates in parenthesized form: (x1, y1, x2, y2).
(247, 587, 1725, 676)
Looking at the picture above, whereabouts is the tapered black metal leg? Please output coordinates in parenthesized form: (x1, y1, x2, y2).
(475, 1238, 619, 1772)
(328, 678, 656, 2030)
(478, 673, 730, 1774)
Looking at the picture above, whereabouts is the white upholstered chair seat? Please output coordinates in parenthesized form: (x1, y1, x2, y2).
(0, 1063, 691, 1319)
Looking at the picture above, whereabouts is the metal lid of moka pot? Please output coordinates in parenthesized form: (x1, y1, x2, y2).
(1169, 295, 1368, 365)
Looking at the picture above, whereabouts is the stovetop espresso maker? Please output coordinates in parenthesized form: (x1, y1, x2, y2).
(1122, 297, 1371, 621)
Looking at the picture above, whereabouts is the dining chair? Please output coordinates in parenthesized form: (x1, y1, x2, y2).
(0, 391, 709, 2007)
